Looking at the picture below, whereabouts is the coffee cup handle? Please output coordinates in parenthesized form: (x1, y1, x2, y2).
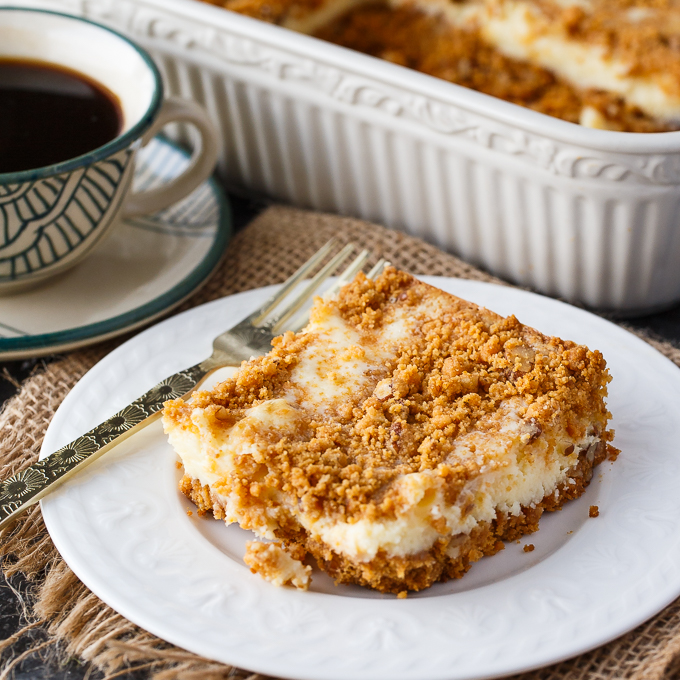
(122, 97, 219, 218)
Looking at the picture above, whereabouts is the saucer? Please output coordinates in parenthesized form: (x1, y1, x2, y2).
(0, 136, 231, 360)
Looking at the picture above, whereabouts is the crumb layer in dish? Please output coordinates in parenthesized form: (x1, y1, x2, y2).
(163, 268, 614, 593)
(197, 0, 680, 131)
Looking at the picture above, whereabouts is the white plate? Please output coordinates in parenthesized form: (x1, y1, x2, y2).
(40, 278, 680, 680)
(0, 135, 231, 360)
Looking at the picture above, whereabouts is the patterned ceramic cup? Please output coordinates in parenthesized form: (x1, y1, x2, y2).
(0, 7, 220, 294)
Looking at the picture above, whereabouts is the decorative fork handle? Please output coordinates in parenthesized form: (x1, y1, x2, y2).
(0, 358, 222, 530)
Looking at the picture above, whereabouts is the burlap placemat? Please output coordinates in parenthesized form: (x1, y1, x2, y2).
(2, 204, 680, 680)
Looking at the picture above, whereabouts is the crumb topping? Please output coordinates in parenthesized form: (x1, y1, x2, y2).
(244, 541, 312, 589)
(531, 0, 680, 89)
(164, 268, 611, 525)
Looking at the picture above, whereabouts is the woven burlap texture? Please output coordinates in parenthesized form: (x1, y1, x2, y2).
(2, 205, 680, 680)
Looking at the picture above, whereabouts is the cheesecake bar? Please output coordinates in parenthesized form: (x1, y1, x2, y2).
(163, 268, 614, 593)
(198, 0, 680, 131)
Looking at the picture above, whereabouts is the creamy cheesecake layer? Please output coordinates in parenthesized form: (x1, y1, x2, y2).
(390, 0, 680, 123)
(168, 395, 599, 561)
(308, 405, 599, 561)
(164, 268, 613, 592)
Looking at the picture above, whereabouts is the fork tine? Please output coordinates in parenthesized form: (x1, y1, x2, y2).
(250, 238, 338, 325)
(268, 243, 355, 334)
(287, 249, 372, 333)
(367, 258, 389, 280)
(323, 249, 371, 300)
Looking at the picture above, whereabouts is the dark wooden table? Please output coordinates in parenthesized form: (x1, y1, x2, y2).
(2, 194, 680, 678)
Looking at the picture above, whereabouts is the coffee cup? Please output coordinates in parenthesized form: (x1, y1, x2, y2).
(0, 7, 220, 294)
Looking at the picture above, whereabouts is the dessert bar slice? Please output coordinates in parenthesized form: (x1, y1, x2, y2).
(163, 268, 614, 593)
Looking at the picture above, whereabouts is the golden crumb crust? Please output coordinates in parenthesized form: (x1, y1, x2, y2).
(243, 540, 312, 589)
(182, 440, 607, 592)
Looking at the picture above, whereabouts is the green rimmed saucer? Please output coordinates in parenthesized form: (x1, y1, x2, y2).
(0, 136, 231, 359)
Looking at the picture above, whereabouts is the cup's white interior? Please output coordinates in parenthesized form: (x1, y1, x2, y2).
(0, 10, 156, 135)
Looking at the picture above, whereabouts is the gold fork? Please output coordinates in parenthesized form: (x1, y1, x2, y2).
(0, 241, 388, 530)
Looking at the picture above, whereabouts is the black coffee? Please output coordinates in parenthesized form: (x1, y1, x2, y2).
(0, 58, 123, 174)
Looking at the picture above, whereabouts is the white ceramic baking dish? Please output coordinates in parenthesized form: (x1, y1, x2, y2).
(17, 0, 680, 314)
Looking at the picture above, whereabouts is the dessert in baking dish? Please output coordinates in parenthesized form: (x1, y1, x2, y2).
(163, 268, 615, 593)
(198, 0, 680, 132)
